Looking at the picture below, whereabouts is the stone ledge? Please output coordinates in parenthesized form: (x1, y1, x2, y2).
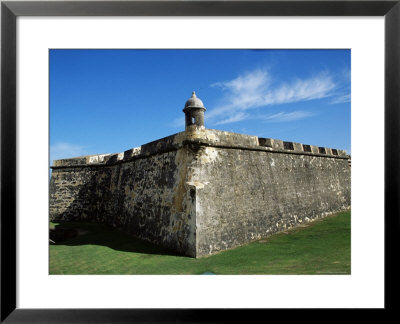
(182, 139, 350, 160)
(50, 143, 181, 169)
(51, 129, 350, 169)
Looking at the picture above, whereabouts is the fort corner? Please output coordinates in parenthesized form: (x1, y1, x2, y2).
(50, 92, 351, 258)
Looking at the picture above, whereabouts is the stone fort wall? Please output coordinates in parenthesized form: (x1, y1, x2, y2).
(50, 132, 198, 256)
(50, 127, 350, 257)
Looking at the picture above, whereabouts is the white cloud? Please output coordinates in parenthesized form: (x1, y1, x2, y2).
(209, 69, 337, 125)
(170, 116, 185, 128)
(262, 111, 314, 123)
(330, 93, 351, 104)
(215, 112, 250, 125)
(209, 69, 269, 118)
(50, 142, 87, 164)
(264, 74, 335, 105)
(215, 110, 313, 125)
(211, 69, 269, 105)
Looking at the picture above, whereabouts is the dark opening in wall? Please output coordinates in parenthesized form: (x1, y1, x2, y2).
(258, 138, 272, 147)
(332, 149, 338, 156)
(283, 141, 294, 150)
(303, 144, 311, 152)
(318, 147, 326, 154)
(190, 189, 196, 200)
(106, 154, 119, 164)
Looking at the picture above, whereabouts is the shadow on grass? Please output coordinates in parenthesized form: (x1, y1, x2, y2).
(50, 222, 185, 257)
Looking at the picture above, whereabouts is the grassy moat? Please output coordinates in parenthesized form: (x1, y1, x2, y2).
(49, 211, 350, 275)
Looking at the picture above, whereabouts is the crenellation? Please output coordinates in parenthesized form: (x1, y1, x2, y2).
(258, 137, 272, 147)
(293, 142, 303, 152)
(272, 139, 284, 150)
(104, 154, 119, 164)
(123, 148, 134, 160)
(302, 144, 312, 152)
(283, 141, 294, 150)
(88, 154, 111, 164)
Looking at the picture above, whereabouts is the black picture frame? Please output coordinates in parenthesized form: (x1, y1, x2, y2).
(1, 0, 399, 322)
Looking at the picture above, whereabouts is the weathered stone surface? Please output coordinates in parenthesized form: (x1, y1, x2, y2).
(50, 128, 350, 258)
(192, 142, 350, 256)
(50, 133, 197, 256)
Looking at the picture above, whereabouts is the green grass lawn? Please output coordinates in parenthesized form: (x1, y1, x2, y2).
(50, 211, 350, 275)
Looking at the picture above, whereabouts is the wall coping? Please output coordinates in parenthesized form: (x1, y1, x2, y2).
(51, 129, 350, 169)
(183, 139, 350, 160)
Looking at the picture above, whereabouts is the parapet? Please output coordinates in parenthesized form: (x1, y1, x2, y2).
(183, 128, 348, 158)
(258, 137, 348, 157)
(51, 128, 349, 169)
(51, 132, 184, 169)
(52, 153, 114, 167)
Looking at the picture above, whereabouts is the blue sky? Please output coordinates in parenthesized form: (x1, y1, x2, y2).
(50, 49, 350, 163)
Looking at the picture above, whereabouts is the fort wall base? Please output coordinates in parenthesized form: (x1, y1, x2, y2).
(50, 127, 350, 257)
